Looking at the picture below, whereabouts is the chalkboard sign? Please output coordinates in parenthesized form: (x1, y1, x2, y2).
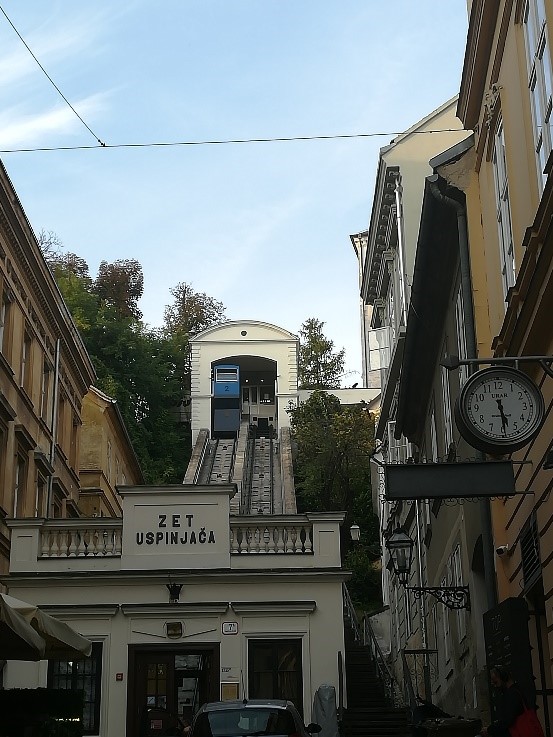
(483, 597, 535, 714)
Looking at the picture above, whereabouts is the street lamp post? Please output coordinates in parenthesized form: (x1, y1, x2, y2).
(386, 527, 471, 611)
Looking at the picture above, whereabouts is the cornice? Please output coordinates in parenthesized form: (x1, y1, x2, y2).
(230, 601, 316, 614)
(362, 166, 400, 305)
(121, 602, 229, 616)
(458, 0, 501, 129)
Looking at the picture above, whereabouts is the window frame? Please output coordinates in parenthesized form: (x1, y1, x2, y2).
(48, 641, 103, 735)
(492, 117, 516, 299)
(522, 0, 553, 192)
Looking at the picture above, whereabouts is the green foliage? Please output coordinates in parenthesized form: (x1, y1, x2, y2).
(298, 317, 345, 389)
(288, 390, 381, 609)
(164, 281, 226, 338)
(95, 259, 144, 320)
(45, 248, 198, 484)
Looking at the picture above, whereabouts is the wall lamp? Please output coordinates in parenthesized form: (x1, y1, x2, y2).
(385, 527, 471, 611)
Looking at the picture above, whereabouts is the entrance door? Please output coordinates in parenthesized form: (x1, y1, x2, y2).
(129, 646, 218, 737)
(248, 639, 303, 714)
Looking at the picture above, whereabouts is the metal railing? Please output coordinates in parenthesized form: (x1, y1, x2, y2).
(342, 584, 403, 708)
(361, 613, 404, 708)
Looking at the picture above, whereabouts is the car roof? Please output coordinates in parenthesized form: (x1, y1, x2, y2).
(199, 700, 292, 712)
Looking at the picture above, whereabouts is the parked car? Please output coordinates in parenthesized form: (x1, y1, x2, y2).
(190, 699, 322, 737)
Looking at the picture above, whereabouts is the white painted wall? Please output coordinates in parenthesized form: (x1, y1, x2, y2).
(190, 320, 299, 445)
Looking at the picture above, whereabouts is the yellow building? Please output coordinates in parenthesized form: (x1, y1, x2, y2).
(79, 387, 144, 518)
(456, 0, 553, 727)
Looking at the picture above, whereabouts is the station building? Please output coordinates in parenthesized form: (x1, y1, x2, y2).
(2, 319, 378, 737)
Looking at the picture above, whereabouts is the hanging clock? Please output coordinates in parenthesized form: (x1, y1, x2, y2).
(454, 366, 545, 454)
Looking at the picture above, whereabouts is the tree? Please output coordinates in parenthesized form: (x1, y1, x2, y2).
(164, 282, 226, 338)
(37, 229, 63, 260)
(288, 390, 380, 609)
(42, 243, 192, 484)
(94, 259, 144, 320)
(298, 318, 345, 389)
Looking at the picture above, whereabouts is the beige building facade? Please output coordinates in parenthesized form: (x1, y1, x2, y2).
(0, 161, 96, 574)
(79, 387, 144, 518)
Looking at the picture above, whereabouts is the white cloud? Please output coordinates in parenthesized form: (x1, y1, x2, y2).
(0, 93, 109, 148)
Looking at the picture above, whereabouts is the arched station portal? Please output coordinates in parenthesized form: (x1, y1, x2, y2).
(212, 355, 277, 439)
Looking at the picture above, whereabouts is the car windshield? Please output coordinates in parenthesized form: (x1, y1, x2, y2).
(193, 708, 297, 737)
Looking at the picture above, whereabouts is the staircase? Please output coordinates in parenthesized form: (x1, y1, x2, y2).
(341, 601, 411, 737)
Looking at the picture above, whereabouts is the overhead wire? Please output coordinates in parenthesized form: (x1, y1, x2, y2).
(0, 128, 465, 155)
(0, 4, 106, 147)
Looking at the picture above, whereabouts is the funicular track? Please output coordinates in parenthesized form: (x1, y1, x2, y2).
(244, 433, 274, 514)
(197, 438, 236, 485)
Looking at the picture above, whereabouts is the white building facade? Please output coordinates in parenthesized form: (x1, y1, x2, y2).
(3, 485, 347, 736)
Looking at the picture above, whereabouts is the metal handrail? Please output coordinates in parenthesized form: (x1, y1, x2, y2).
(337, 650, 344, 722)
(342, 584, 361, 642)
(361, 614, 403, 708)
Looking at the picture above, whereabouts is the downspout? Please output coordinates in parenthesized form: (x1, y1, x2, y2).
(428, 175, 498, 610)
(47, 338, 61, 518)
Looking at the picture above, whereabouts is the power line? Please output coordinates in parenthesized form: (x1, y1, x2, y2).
(0, 129, 465, 155)
(0, 4, 106, 147)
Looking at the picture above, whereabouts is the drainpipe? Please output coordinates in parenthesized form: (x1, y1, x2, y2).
(47, 338, 61, 519)
(428, 175, 498, 610)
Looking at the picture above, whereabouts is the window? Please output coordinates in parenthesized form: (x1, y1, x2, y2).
(70, 413, 79, 469)
(107, 441, 112, 483)
(404, 588, 412, 638)
(248, 639, 303, 714)
(492, 118, 516, 299)
(21, 331, 32, 394)
(48, 641, 103, 735)
(394, 586, 401, 648)
(40, 359, 52, 423)
(522, 0, 553, 191)
(35, 474, 47, 517)
(57, 394, 66, 449)
(387, 420, 410, 463)
(13, 452, 27, 517)
(452, 545, 467, 641)
(455, 287, 469, 386)
(0, 290, 12, 358)
(442, 570, 451, 664)
(429, 403, 438, 461)
(430, 605, 439, 679)
(440, 353, 454, 452)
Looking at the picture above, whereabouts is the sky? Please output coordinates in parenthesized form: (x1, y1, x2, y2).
(0, 1, 469, 384)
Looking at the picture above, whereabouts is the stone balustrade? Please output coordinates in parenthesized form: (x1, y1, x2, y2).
(36, 517, 314, 558)
(230, 519, 313, 554)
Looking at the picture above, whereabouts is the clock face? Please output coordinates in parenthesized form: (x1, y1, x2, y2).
(455, 367, 544, 454)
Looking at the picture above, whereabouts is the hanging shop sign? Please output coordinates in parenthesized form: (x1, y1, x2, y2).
(384, 460, 515, 500)
(454, 366, 545, 455)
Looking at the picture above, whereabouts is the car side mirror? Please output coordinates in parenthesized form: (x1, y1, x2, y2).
(306, 724, 322, 734)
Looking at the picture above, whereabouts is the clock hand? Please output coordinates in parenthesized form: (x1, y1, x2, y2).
(495, 399, 509, 434)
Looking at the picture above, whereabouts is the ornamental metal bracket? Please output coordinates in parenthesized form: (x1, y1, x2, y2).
(406, 585, 471, 611)
(442, 354, 553, 379)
